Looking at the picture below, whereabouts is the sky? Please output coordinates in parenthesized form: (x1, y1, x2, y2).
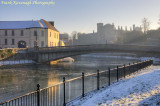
(0, 0, 160, 34)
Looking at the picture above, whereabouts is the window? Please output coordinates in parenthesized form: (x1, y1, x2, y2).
(12, 39, 14, 45)
(12, 30, 14, 36)
(41, 41, 44, 47)
(41, 31, 44, 37)
(5, 39, 7, 45)
(50, 32, 51, 37)
(21, 30, 24, 36)
(5, 30, 7, 36)
(34, 31, 37, 36)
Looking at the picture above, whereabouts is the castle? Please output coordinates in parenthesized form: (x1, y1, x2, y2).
(72, 23, 142, 45)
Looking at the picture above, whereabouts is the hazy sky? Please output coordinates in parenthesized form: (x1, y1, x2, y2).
(0, 0, 160, 34)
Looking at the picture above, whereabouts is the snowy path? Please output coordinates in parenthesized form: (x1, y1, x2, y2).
(70, 66, 160, 106)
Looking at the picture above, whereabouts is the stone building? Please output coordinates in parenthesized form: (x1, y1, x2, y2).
(72, 23, 143, 45)
(72, 23, 117, 45)
(0, 19, 59, 49)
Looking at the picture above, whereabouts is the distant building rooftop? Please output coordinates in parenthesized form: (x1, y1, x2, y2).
(0, 19, 58, 31)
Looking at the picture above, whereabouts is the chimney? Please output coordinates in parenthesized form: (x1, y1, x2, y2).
(49, 21, 54, 26)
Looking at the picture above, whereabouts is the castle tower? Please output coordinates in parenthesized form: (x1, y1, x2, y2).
(118, 26, 120, 30)
(125, 26, 127, 31)
(97, 23, 103, 34)
(121, 26, 123, 30)
(133, 24, 135, 31)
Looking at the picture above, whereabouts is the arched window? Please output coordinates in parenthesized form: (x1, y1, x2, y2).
(18, 41, 26, 48)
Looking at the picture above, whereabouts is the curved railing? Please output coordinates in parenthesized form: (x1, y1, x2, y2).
(0, 60, 153, 106)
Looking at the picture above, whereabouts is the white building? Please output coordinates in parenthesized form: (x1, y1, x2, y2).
(0, 19, 59, 49)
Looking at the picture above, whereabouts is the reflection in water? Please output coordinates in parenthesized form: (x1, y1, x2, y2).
(47, 71, 60, 105)
(0, 53, 144, 103)
(0, 71, 17, 84)
(48, 71, 60, 87)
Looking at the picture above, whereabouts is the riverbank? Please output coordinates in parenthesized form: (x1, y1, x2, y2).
(0, 57, 75, 69)
(69, 65, 160, 105)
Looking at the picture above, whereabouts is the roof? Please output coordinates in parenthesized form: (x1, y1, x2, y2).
(0, 19, 58, 32)
(41, 19, 59, 32)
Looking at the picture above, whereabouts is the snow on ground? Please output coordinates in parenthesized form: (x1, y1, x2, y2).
(69, 66, 160, 106)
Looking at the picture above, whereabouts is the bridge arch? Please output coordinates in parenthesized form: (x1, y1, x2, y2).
(37, 51, 91, 63)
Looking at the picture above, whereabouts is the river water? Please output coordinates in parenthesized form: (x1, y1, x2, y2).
(0, 52, 151, 103)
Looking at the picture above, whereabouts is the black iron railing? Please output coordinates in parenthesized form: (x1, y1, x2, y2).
(0, 60, 153, 106)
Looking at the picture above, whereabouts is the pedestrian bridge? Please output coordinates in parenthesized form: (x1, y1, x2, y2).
(25, 44, 160, 63)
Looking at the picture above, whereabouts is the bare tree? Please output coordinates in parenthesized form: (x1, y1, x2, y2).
(71, 31, 78, 39)
(142, 17, 150, 34)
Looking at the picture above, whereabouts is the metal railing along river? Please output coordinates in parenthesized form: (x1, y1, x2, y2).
(0, 60, 153, 106)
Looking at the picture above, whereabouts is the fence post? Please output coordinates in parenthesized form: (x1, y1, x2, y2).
(63, 77, 66, 106)
(141, 61, 143, 69)
(139, 61, 142, 70)
(124, 64, 125, 78)
(144, 61, 146, 69)
(137, 61, 139, 72)
(37, 84, 40, 106)
(82, 72, 85, 97)
(152, 59, 153, 65)
(133, 62, 134, 72)
(142, 61, 144, 69)
(129, 63, 130, 75)
(108, 67, 110, 86)
(117, 66, 119, 82)
(97, 70, 100, 90)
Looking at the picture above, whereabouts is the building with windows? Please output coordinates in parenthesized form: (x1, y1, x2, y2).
(0, 19, 59, 48)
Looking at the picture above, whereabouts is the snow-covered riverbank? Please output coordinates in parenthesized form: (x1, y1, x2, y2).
(69, 65, 160, 106)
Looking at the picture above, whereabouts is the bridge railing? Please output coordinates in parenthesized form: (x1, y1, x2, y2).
(26, 44, 160, 53)
(0, 60, 153, 106)
(27, 44, 108, 52)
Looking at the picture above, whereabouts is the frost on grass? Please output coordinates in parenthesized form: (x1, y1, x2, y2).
(69, 66, 160, 106)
